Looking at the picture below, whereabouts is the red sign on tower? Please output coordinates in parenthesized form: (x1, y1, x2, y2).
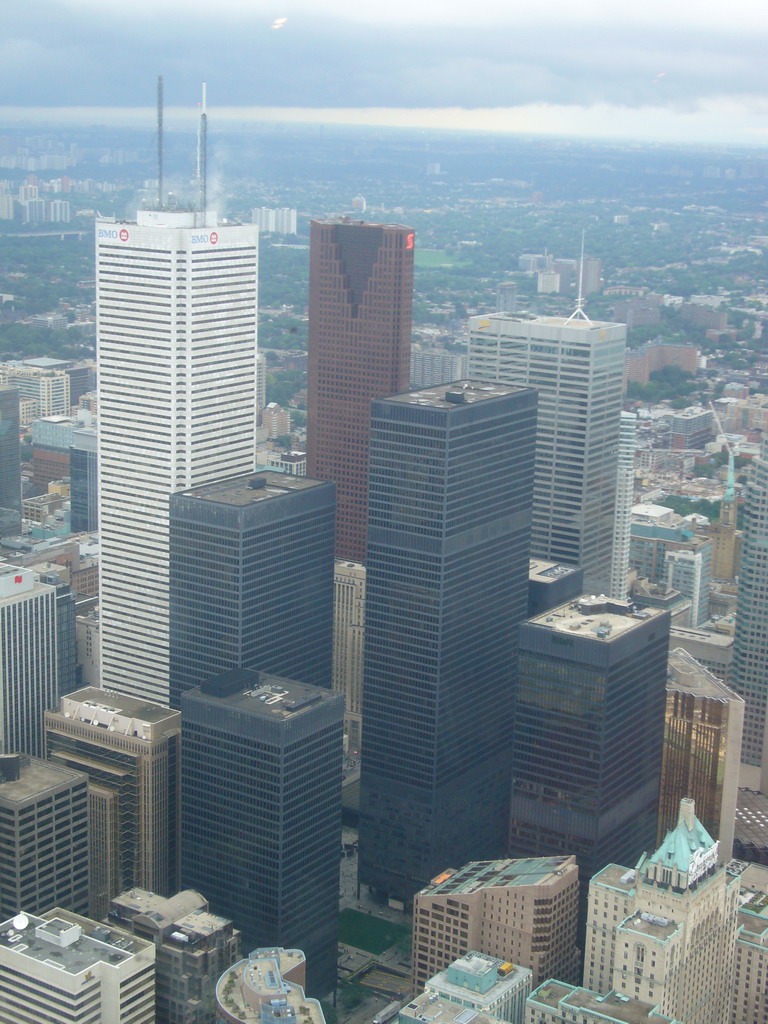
(209, 231, 218, 245)
(119, 228, 129, 242)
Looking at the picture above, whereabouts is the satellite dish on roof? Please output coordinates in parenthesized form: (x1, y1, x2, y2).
(13, 914, 28, 931)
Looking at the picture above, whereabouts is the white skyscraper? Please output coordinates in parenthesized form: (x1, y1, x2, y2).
(0, 565, 58, 758)
(468, 312, 625, 594)
(731, 439, 768, 784)
(609, 410, 637, 599)
(97, 210, 259, 703)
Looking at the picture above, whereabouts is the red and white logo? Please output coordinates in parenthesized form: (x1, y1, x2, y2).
(209, 231, 218, 245)
(119, 228, 129, 241)
(14, 575, 22, 584)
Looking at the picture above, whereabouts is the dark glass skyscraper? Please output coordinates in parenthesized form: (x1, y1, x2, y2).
(169, 472, 335, 709)
(509, 595, 670, 925)
(181, 669, 343, 997)
(358, 381, 537, 903)
(0, 385, 21, 538)
(307, 218, 414, 562)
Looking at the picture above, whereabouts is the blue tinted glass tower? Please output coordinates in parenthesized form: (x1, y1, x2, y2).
(169, 472, 335, 709)
(69, 429, 98, 533)
(358, 382, 537, 903)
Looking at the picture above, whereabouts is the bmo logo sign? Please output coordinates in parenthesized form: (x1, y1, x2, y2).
(192, 231, 218, 245)
(98, 227, 130, 241)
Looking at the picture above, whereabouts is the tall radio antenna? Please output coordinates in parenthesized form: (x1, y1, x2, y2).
(198, 82, 207, 217)
(566, 228, 592, 324)
(157, 75, 164, 211)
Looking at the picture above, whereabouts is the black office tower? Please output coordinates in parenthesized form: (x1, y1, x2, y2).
(181, 669, 343, 996)
(509, 595, 670, 922)
(0, 385, 21, 538)
(169, 472, 335, 709)
(358, 381, 537, 904)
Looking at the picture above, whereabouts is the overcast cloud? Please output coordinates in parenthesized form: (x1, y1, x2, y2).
(4, 0, 768, 142)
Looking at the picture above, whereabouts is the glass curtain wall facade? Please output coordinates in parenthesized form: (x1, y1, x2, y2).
(181, 670, 343, 997)
(358, 382, 537, 903)
(169, 473, 335, 709)
(659, 650, 743, 855)
(70, 430, 98, 533)
(307, 219, 414, 561)
(509, 597, 670, 925)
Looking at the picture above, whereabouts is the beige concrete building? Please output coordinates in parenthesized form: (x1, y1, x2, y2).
(0, 907, 155, 1024)
(109, 888, 240, 1024)
(0, 364, 70, 418)
(332, 560, 365, 751)
(75, 608, 100, 686)
(412, 858, 580, 992)
(526, 981, 682, 1024)
(45, 687, 181, 918)
(215, 947, 324, 1024)
(584, 799, 740, 1024)
(659, 649, 744, 856)
(732, 863, 768, 1024)
(262, 401, 291, 438)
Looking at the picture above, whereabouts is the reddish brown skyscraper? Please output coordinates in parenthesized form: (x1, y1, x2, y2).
(307, 218, 414, 561)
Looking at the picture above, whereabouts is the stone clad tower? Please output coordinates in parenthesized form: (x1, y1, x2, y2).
(584, 798, 739, 1024)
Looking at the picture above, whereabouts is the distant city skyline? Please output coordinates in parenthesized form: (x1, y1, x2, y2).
(2, 102, 768, 148)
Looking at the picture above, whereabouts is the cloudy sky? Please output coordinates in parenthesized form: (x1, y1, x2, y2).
(4, 0, 768, 144)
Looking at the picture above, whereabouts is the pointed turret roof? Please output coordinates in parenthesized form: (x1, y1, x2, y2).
(649, 798, 716, 877)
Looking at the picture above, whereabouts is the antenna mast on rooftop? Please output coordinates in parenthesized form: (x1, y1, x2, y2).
(198, 82, 207, 219)
(157, 75, 164, 211)
(565, 228, 592, 324)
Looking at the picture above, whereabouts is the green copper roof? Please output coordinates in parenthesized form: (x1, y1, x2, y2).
(724, 450, 736, 504)
(650, 798, 715, 874)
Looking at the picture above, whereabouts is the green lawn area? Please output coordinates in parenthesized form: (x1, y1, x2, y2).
(414, 249, 456, 268)
(338, 909, 410, 955)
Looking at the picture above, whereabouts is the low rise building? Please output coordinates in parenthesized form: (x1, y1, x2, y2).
(422, 951, 531, 1024)
(109, 887, 240, 1024)
(0, 907, 155, 1024)
(412, 858, 580, 992)
(216, 947, 324, 1024)
(526, 981, 681, 1024)
(402, 995, 510, 1024)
